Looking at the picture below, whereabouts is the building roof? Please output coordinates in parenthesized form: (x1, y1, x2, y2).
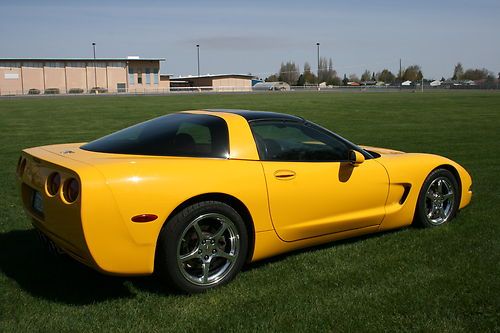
(171, 74, 253, 80)
(0, 57, 165, 61)
(205, 109, 303, 122)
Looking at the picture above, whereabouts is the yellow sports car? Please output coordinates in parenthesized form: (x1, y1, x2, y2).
(17, 109, 472, 293)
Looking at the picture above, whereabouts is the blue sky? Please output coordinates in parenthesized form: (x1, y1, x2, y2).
(1, 0, 499, 79)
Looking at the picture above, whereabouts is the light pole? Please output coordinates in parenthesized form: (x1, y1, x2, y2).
(92, 42, 97, 90)
(196, 44, 200, 76)
(316, 42, 320, 86)
(399, 58, 402, 91)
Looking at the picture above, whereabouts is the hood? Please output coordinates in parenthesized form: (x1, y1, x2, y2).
(360, 145, 405, 155)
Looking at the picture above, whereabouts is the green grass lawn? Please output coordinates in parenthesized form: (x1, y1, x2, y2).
(0, 91, 499, 332)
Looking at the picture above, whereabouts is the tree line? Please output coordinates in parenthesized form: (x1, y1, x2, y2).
(451, 63, 496, 81)
(265, 59, 499, 86)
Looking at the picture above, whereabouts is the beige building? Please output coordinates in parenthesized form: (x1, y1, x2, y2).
(168, 74, 253, 92)
(0, 57, 168, 95)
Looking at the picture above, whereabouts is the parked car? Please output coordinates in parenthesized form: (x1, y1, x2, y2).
(17, 109, 472, 293)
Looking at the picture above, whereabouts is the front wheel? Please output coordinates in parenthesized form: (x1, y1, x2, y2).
(156, 201, 248, 293)
(415, 169, 460, 227)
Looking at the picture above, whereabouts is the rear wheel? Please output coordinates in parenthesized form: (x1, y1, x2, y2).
(415, 169, 459, 227)
(156, 201, 248, 293)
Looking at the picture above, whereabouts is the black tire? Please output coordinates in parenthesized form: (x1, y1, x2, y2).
(414, 168, 460, 228)
(156, 201, 248, 293)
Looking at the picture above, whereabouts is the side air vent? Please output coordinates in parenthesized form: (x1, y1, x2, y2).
(399, 184, 411, 204)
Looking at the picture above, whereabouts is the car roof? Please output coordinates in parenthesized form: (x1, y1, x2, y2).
(204, 109, 303, 122)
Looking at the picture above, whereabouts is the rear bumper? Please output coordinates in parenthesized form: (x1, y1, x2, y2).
(19, 147, 156, 276)
(32, 220, 97, 268)
(18, 148, 103, 273)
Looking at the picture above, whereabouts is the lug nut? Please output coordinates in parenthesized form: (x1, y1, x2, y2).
(204, 255, 209, 260)
(198, 250, 202, 254)
(212, 249, 217, 253)
(201, 240, 206, 245)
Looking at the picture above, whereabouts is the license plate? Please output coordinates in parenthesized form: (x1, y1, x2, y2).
(32, 190, 44, 215)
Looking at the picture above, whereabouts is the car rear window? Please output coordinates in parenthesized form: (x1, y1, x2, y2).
(81, 113, 229, 158)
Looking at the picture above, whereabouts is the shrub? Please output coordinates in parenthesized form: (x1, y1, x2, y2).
(28, 89, 40, 95)
(90, 87, 108, 94)
(68, 88, 84, 94)
(44, 88, 60, 95)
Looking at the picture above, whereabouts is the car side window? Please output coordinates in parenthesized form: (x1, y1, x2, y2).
(251, 121, 350, 162)
(81, 114, 229, 158)
(177, 122, 211, 145)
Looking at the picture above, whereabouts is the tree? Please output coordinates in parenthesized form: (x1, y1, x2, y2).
(329, 76, 341, 86)
(360, 69, 371, 82)
(416, 70, 423, 81)
(462, 68, 489, 81)
(376, 69, 395, 83)
(278, 61, 299, 85)
(484, 74, 496, 89)
(348, 74, 359, 82)
(265, 74, 279, 82)
(402, 65, 422, 82)
(342, 74, 348, 86)
(317, 57, 328, 83)
(326, 58, 340, 85)
(296, 74, 305, 86)
(371, 72, 376, 81)
(317, 57, 339, 84)
(452, 63, 464, 80)
(397, 66, 403, 83)
(302, 62, 316, 84)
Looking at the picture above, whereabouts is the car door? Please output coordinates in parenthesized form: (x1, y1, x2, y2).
(251, 120, 389, 242)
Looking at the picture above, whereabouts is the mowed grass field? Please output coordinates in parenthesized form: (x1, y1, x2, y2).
(0, 91, 499, 332)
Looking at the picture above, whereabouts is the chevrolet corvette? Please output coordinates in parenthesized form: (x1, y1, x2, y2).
(17, 109, 472, 293)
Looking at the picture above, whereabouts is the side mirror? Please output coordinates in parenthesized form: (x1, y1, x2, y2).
(349, 150, 365, 166)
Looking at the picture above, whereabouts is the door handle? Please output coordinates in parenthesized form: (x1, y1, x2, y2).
(274, 170, 296, 180)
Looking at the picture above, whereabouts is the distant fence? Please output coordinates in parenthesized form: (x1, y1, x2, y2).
(1, 84, 498, 97)
(0, 86, 254, 96)
(289, 84, 500, 92)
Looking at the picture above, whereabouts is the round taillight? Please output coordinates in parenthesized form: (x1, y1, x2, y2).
(47, 173, 61, 196)
(18, 158, 26, 177)
(63, 178, 80, 203)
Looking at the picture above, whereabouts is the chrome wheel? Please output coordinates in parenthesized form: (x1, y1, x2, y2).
(176, 213, 240, 286)
(424, 177, 455, 225)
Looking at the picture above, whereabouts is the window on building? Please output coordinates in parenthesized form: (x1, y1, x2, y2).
(23, 62, 43, 68)
(109, 61, 125, 68)
(145, 68, 151, 84)
(128, 67, 134, 85)
(137, 72, 143, 84)
(0, 62, 20, 68)
(67, 62, 85, 68)
(117, 83, 126, 93)
(153, 68, 159, 85)
(45, 62, 64, 68)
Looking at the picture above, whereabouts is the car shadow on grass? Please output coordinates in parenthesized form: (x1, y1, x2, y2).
(0, 227, 410, 302)
(0, 229, 137, 305)
(243, 227, 406, 272)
